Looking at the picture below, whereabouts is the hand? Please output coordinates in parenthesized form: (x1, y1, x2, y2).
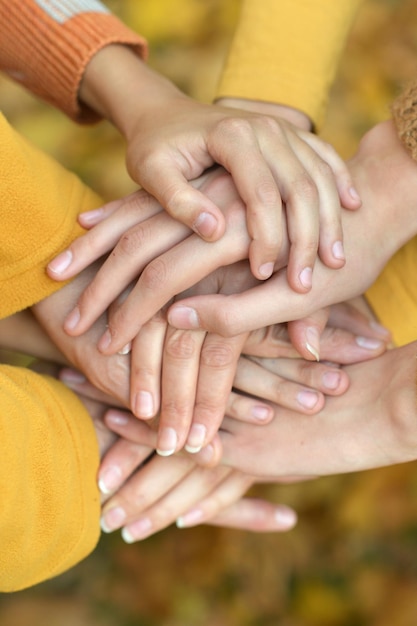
(80, 45, 360, 283)
(216, 341, 417, 479)
(98, 410, 298, 541)
(164, 120, 417, 335)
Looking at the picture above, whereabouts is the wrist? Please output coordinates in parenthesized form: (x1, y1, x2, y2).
(79, 44, 185, 138)
(215, 97, 313, 131)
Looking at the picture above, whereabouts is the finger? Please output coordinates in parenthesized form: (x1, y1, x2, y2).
(185, 332, 247, 454)
(156, 327, 206, 456)
(186, 497, 298, 532)
(121, 465, 235, 542)
(208, 116, 284, 280)
(96, 219, 251, 354)
(234, 356, 328, 413)
(327, 300, 392, 341)
(59, 368, 126, 406)
(63, 211, 191, 338)
(47, 190, 165, 280)
(138, 160, 227, 241)
(101, 454, 196, 535)
(301, 132, 362, 211)
(130, 311, 168, 420)
(98, 418, 156, 497)
(287, 307, 331, 361)
(285, 132, 345, 271)
(225, 389, 274, 424)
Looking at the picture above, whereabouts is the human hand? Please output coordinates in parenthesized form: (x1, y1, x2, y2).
(166, 120, 417, 335)
(216, 341, 417, 479)
(80, 45, 360, 284)
(98, 410, 298, 542)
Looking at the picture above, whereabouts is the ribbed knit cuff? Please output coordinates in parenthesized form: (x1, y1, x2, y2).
(391, 80, 417, 162)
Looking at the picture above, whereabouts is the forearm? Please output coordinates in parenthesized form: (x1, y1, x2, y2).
(79, 44, 187, 139)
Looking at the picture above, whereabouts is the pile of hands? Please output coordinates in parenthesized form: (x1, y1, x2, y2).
(28, 64, 417, 543)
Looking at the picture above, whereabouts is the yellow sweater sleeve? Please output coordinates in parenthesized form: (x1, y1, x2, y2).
(0, 112, 102, 318)
(0, 366, 100, 592)
(216, 0, 362, 129)
(366, 238, 417, 347)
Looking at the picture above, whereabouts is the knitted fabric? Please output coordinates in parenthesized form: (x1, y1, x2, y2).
(391, 80, 417, 162)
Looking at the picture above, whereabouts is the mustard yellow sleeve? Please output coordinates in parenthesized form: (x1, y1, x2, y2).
(216, 0, 362, 129)
(0, 112, 102, 319)
(0, 365, 100, 592)
(366, 238, 417, 347)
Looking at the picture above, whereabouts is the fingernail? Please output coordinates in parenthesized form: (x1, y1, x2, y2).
(332, 240, 345, 261)
(251, 405, 272, 422)
(122, 518, 152, 543)
(275, 507, 298, 529)
(355, 336, 384, 350)
(64, 307, 80, 332)
(134, 391, 154, 419)
(194, 212, 218, 238)
(176, 507, 203, 528)
(258, 262, 274, 279)
(299, 267, 313, 290)
(98, 465, 123, 494)
(118, 342, 131, 356)
(322, 370, 342, 390)
(305, 327, 320, 361)
(78, 207, 104, 225)
(297, 389, 320, 409)
(349, 186, 361, 203)
(98, 328, 112, 352)
(168, 306, 200, 329)
(48, 250, 72, 275)
(59, 369, 86, 385)
(370, 321, 391, 339)
(157, 427, 178, 456)
(100, 506, 126, 532)
(105, 409, 129, 426)
(195, 443, 214, 465)
(185, 423, 207, 454)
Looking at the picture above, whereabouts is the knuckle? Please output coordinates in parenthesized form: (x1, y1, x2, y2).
(116, 225, 149, 257)
(200, 340, 235, 368)
(140, 258, 169, 292)
(290, 175, 318, 202)
(215, 116, 255, 141)
(165, 330, 198, 360)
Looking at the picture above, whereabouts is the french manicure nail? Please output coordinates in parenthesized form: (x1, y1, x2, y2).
(118, 342, 131, 355)
(299, 267, 313, 290)
(355, 336, 384, 350)
(305, 326, 320, 361)
(185, 423, 207, 454)
(176, 507, 203, 528)
(48, 250, 72, 275)
(98, 466, 123, 494)
(122, 518, 152, 543)
(157, 427, 178, 456)
(100, 506, 126, 532)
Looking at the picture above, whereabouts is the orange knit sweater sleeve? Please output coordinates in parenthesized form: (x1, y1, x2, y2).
(0, 0, 147, 122)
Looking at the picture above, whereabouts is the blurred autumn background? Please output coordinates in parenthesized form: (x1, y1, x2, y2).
(1, 0, 417, 624)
